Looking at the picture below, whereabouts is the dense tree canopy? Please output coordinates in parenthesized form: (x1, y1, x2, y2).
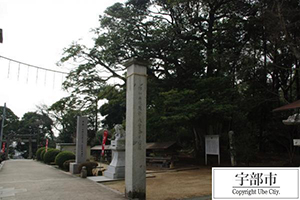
(18, 111, 54, 151)
(54, 0, 300, 163)
(0, 106, 55, 158)
(0, 106, 19, 135)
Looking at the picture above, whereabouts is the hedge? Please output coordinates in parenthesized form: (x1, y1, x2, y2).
(0, 152, 5, 163)
(44, 149, 60, 164)
(55, 151, 75, 169)
(40, 149, 48, 161)
(36, 147, 46, 161)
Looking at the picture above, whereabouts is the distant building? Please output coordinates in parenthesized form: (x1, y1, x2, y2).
(56, 143, 91, 160)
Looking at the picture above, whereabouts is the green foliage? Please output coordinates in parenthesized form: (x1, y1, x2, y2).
(55, 151, 75, 169)
(99, 86, 126, 129)
(17, 111, 54, 156)
(49, 97, 80, 143)
(36, 147, 46, 161)
(63, 159, 75, 171)
(78, 162, 98, 176)
(49, 96, 96, 145)
(54, 0, 300, 164)
(43, 149, 60, 164)
(0, 106, 19, 135)
(40, 149, 47, 161)
(90, 129, 104, 147)
(235, 132, 259, 166)
(18, 112, 54, 139)
(0, 152, 6, 163)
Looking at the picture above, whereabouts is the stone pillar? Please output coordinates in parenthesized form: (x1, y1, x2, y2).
(70, 116, 88, 174)
(28, 135, 32, 159)
(228, 131, 236, 166)
(124, 59, 147, 200)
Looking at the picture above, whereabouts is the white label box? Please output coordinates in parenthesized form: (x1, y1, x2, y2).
(213, 167, 299, 199)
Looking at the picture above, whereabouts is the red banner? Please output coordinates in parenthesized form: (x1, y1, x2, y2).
(101, 130, 108, 156)
(2, 142, 5, 153)
(45, 139, 49, 153)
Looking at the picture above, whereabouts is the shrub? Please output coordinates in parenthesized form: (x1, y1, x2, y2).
(0, 152, 5, 163)
(79, 162, 98, 176)
(63, 159, 75, 171)
(44, 149, 60, 164)
(36, 147, 46, 161)
(55, 151, 75, 169)
(40, 149, 47, 161)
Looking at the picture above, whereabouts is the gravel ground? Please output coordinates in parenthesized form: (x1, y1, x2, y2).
(102, 167, 212, 200)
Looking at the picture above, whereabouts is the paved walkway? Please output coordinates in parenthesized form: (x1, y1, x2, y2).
(0, 160, 126, 200)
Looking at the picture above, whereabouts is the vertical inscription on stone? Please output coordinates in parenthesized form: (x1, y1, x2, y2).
(80, 120, 85, 158)
(137, 83, 143, 150)
(125, 59, 147, 200)
(76, 116, 87, 163)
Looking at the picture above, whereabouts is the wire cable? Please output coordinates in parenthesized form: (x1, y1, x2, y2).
(0, 55, 69, 75)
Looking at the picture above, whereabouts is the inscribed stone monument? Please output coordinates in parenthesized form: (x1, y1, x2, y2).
(70, 116, 88, 174)
(124, 59, 147, 200)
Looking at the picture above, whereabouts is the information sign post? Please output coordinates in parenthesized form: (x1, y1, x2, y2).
(205, 135, 220, 165)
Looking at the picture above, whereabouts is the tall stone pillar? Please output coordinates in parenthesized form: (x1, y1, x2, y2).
(28, 135, 32, 159)
(70, 116, 88, 174)
(124, 59, 147, 200)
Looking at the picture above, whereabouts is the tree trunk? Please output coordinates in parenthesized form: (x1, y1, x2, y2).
(206, 11, 215, 77)
(95, 100, 98, 134)
(296, 59, 300, 99)
(193, 128, 201, 159)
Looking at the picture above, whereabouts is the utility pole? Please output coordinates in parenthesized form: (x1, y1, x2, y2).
(0, 28, 3, 43)
(0, 103, 6, 153)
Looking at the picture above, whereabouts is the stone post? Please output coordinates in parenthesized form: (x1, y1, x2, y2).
(228, 131, 236, 166)
(124, 59, 147, 200)
(70, 116, 88, 174)
(28, 135, 32, 159)
(0, 103, 6, 153)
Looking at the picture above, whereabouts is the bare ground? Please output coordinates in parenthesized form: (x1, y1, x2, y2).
(102, 167, 212, 200)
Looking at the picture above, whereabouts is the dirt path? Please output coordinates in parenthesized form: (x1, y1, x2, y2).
(103, 167, 212, 200)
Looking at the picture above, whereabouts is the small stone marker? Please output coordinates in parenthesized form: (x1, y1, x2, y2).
(124, 59, 147, 200)
(104, 124, 126, 179)
(81, 166, 87, 178)
(70, 116, 88, 174)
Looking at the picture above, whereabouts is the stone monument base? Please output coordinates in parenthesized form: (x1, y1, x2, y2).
(103, 165, 125, 179)
(70, 162, 81, 174)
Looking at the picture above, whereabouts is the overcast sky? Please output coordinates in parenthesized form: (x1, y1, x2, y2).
(0, 0, 125, 118)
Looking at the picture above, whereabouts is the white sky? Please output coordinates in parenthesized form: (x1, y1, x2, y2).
(0, 0, 125, 118)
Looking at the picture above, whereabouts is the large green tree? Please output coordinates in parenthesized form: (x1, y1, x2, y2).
(18, 112, 54, 144)
(16, 111, 54, 158)
(58, 0, 253, 154)
(56, 0, 300, 163)
(49, 96, 82, 143)
(0, 106, 19, 135)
